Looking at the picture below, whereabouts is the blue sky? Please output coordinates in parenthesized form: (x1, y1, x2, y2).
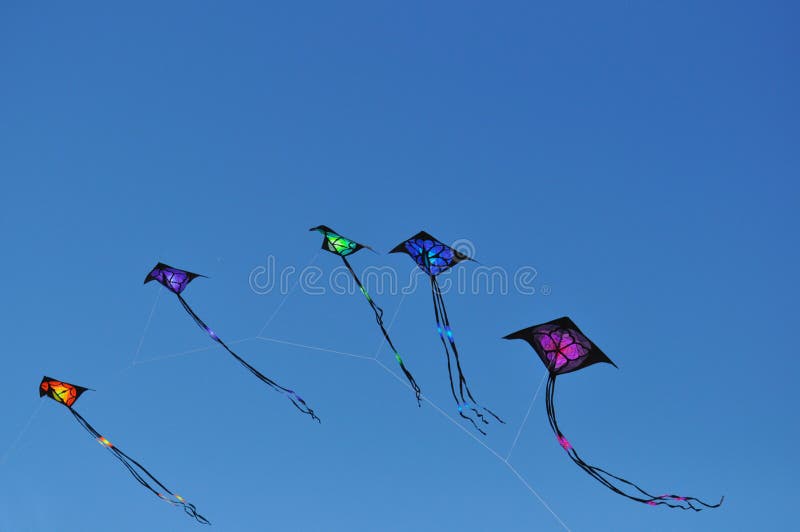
(1, 1, 797, 530)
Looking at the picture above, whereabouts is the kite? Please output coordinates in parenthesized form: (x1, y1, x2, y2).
(144, 262, 319, 422)
(39, 376, 209, 524)
(503, 317, 724, 510)
(390, 231, 503, 434)
(311, 225, 422, 404)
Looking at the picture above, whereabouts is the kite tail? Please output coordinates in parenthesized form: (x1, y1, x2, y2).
(431, 276, 504, 427)
(68, 409, 210, 524)
(544, 374, 723, 511)
(176, 294, 320, 423)
(428, 278, 491, 434)
(342, 257, 422, 405)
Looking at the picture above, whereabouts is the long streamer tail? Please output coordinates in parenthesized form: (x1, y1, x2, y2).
(69, 409, 210, 524)
(176, 294, 320, 423)
(430, 276, 503, 434)
(545, 374, 723, 511)
(342, 257, 422, 405)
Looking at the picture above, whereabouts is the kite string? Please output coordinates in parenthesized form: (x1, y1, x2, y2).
(371, 356, 571, 531)
(505, 370, 548, 461)
(249, 258, 569, 527)
(257, 251, 319, 337)
(0, 401, 44, 468)
(130, 286, 163, 366)
(133, 338, 254, 365)
(256, 336, 375, 360)
(245, 333, 569, 527)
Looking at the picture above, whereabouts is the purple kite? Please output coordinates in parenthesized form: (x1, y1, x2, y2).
(145, 262, 319, 422)
(504, 316, 723, 510)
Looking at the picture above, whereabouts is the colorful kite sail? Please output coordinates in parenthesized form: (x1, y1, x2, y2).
(311, 225, 422, 404)
(503, 317, 724, 510)
(390, 231, 503, 434)
(144, 262, 319, 422)
(39, 376, 209, 523)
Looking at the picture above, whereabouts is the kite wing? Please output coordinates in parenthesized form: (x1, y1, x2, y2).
(39, 376, 89, 407)
(503, 316, 616, 375)
(144, 262, 205, 294)
(389, 231, 471, 276)
(310, 225, 371, 256)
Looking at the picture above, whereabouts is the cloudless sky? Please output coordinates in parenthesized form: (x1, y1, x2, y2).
(1, 1, 798, 531)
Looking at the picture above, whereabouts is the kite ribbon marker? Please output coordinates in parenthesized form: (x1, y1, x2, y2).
(504, 317, 724, 511)
(39, 376, 209, 524)
(390, 231, 504, 434)
(311, 225, 422, 404)
(145, 262, 319, 423)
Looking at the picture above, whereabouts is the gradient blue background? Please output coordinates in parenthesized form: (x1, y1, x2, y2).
(1, 2, 797, 530)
